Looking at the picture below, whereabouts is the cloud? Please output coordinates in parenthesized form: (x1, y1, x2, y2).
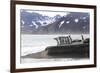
(26, 10, 69, 17)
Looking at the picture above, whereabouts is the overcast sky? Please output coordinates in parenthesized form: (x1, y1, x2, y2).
(25, 10, 69, 17)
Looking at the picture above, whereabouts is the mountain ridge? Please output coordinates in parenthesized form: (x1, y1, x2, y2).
(20, 10, 89, 34)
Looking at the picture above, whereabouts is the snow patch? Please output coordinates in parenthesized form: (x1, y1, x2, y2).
(39, 18, 56, 26)
(59, 21, 65, 28)
(82, 17, 87, 20)
(29, 24, 33, 27)
(74, 19, 79, 23)
(21, 20, 25, 25)
(66, 21, 70, 24)
(32, 21, 38, 29)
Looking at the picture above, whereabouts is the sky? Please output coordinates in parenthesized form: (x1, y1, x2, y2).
(26, 10, 69, 17)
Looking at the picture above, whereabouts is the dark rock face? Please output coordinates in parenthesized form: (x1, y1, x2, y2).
(21, 10, 89, 34)
(45, 43, 89, 58)
(45, 35, 90, 58)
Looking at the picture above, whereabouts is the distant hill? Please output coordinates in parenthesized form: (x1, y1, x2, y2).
(20, 10, 89, 34)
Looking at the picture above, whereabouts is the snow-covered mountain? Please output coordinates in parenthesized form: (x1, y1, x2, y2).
(21, 10, 89, 34)
(41, 12, 90, 34)
(21, 10, 61, 34)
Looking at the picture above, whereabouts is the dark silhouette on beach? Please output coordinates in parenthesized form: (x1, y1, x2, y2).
(22, 35, 89, 59)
